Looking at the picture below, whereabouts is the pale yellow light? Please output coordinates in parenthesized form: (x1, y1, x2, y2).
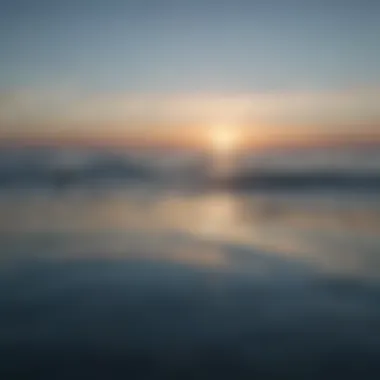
(210, 125, 240, 154)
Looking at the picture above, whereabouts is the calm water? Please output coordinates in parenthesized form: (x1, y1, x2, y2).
(1, 187, 380, 378)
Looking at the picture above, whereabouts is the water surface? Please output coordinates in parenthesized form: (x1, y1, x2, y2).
(1, 187, 380, 378)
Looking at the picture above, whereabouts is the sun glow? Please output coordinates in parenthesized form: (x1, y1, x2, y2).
(206, 124, 242, 177)
(210, 125, 240, 154)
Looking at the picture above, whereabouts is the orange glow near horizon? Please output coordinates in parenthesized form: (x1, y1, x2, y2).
(0, 122, 379, 153)
(209, 125, 242, 154)
(205, 124, 243, 176)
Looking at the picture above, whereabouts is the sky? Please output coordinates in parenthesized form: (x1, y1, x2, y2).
(0, 0, 379, 148)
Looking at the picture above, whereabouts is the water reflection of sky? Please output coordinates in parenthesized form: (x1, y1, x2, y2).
(2, 189, 380, 378)
(0, 189, 379, 278)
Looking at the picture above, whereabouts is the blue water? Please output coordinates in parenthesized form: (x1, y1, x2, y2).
(1, 183, 380, 379)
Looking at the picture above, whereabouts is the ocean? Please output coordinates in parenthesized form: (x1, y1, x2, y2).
(1, 147, 380, 379)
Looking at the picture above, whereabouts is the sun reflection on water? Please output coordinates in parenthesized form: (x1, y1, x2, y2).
(0, 189, 379, 277)
(193, 193, 239, 238)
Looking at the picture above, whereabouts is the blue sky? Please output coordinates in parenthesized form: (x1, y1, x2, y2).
(0, 0, 379, 143)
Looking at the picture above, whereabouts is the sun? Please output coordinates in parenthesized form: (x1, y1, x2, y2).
(210, 125, 240, 154)
(207, 124, 241, 177)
